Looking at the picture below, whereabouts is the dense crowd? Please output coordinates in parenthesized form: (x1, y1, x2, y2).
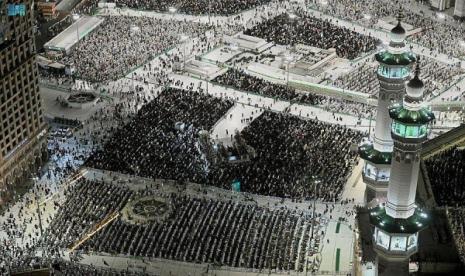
(47, 179, 132, 249)
(44, 177, 321, 272)
(60, 16, 208, 82)
(7, 257, 149, 275)
(114, 0, 277, 15)
(86, 88, 234, 182)
(89, 193, 314, 271)
(425, 146, 465, 207)
(207, 111, 362, 200)
(213, 68, 374, 118)
(244, 13, 379, 59)
(85, 84, 361, 201)
(311, 0, 465, 58)
(333, 57, 463, 99)
(447, 208, 465, 265)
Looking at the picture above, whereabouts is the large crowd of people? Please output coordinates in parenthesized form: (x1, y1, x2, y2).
(213, 68, 374, 118)
(60, 16, 208, 82)
(244, 13, 379, 60)
(5, 0, 465, 273)
(425, 146, 465, 207)
(86, 87, 234, 182)
(47, 179, 132, 249)
(447, 208, 465, 265)
(89, 193, 314, 271)
(44, 177, 320, 272)
(333, 57, 463, 100)
(85, 84, 362, 201)
(311, 0, 465, 58)
(114, 0, 277, 15)
(207, 111, 362, 200)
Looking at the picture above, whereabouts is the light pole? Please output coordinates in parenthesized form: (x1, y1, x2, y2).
(208, 0, 211, 25)
(130, 25, 140, 92)
(32, 177, 44, 238)
(180, 34, 189, 71)
(72, 14, 80, 48)
(310, 177, 320, 241)
(368, 110, 373, 136)
(285, 54, 293, 86)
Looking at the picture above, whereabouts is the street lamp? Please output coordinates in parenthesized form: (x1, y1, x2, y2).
(130, 25, 140, 92)
(285, 54, 293, 86)
(180, 34, 189, 71)
(32, 177, 44, 239)
(208, 0, 211, 25)
(310, 177, 321, 241)
(72, 14, 80, 47)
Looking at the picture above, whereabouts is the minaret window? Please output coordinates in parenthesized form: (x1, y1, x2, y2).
(390, 236, 407, 251)
(377, 64, 410, 78)
(392, 122, 428, 138)
(407, 234, 417, 250)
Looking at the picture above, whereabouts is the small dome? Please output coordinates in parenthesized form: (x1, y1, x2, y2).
(390, 21, 406, 43)
(407, 75, 424, 89)
(406, 64, 424, 98)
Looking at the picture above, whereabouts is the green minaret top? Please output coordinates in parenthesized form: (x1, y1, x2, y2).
(389, 60, 435, 126)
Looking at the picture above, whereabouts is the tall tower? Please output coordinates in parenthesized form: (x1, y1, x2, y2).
(0, 1, 47, 203)
(369, 62, 434, 275)
(359, 16, 416, 203)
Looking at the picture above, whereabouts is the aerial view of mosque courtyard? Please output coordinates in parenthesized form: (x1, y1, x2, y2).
(2, 0, 465, 275)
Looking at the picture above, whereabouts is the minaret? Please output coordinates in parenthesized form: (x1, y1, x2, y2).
(369, 61, 434, 275)
(386, 60, 434, 219)
(359, 14, 416, 203)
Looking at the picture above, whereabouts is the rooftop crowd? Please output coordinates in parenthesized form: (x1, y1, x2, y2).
(213, 68, 374, 118)
(333, 57, 463, 100)
(114, 0, 278, 15)
(425, 146, 465, 207)
(60, 16, 208, 82)
(244, 13, 379, 60)
(312, 0, 465, 58)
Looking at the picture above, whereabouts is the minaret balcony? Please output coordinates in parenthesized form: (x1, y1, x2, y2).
(369, 205, 429, 260)
(363, 173, 389, 191)
(359, 140, 392, 165)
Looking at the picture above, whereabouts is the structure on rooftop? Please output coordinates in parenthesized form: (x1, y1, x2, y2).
(359, 14, 416, 203)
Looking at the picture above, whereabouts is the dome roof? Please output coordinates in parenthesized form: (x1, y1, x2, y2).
(390, 21, 406, 43)
(391, 21, 406, 35)
(406, 62, 424, 98)
(407, 75, 424, 89)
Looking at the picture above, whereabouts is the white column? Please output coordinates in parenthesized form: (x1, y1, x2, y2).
(373, 90, 394, 152)
(386, 150, 420, 219)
